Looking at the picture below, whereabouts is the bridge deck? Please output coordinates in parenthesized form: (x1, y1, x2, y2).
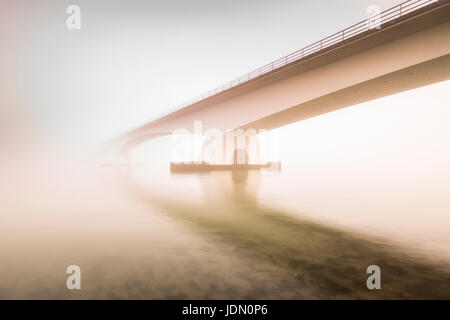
(150, 0, 448, 124)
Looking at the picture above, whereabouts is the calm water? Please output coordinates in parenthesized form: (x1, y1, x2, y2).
(0, 161, 449, 299)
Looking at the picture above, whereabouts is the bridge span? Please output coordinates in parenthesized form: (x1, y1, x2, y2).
(110, 0, 450, 160)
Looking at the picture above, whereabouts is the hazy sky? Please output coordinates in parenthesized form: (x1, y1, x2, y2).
(1, 0, 404, 147)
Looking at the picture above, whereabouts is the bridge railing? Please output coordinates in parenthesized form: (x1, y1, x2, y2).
(157, 0, 442, 120)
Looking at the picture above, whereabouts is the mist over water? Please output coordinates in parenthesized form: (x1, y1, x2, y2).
(1, 152, 449, 299)
(1, 0, 449, 300)
(1, 82, 450, 299)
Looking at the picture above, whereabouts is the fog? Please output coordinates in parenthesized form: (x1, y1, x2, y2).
(1, 0, 449, 299)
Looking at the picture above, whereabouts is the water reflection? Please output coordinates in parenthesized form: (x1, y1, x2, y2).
(126, 168, 450, 299)
(1, 163, 449, 299)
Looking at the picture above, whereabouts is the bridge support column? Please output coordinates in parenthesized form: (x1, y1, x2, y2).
(224, 128, 261, 164)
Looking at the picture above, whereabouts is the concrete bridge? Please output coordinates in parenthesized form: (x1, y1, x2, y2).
(109, 0, 450, 163)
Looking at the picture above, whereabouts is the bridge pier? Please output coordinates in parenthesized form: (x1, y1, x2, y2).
(224, 129, 261, 165)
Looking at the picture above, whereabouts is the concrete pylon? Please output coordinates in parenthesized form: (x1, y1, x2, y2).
(224, 128, 260, 164)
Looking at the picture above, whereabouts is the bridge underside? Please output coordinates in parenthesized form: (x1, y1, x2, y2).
(242, 54, 450, 131)
(111, 3, 450, 156)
